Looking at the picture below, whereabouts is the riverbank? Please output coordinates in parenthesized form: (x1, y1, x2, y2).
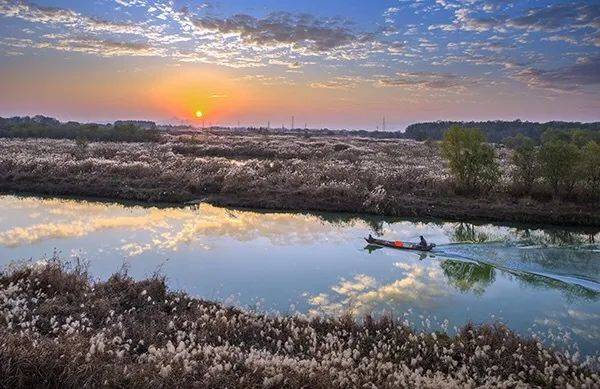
(1, 136, 598, 227)
(0, 260, 597, 388)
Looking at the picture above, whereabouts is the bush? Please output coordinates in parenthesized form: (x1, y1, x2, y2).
(538, 140, 581, 198)
(510, 135, 538, 194)
(441, 126, 499, 192)
(578, 141, 600, 199)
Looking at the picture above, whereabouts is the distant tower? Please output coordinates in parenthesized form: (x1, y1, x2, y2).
(382, 116, 386, 131)
(291, 116, 295, 129)
(267, 121, 270, 129)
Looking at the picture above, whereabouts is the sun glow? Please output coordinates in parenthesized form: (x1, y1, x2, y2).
(195, 110, 203, 118)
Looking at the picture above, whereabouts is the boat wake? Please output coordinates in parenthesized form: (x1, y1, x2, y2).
(432, 242, 600, 293)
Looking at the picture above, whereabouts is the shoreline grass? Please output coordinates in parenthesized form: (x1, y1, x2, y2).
(0, 135, 599, 227)
(0, 259, 598, 388)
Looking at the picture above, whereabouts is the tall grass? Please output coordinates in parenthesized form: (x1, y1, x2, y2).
(0, 135, 598, 226)
(0, 260, 597, 388)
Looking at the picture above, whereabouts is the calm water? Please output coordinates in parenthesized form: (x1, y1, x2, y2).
(1, 195, 599, 354)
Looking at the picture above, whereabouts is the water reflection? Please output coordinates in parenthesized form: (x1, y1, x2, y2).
(0, 195, 599, 353)
(451, 223, 491, 243)
(447, 221, 599, 248)
(308, 261, 450, 317)
(0, 196, 375, 254)
(439, 243, 600, 291)
(440, 261, 495, 295)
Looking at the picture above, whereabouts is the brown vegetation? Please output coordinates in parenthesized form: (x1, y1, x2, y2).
(0, 260, 598, 388)
(0, 134, 598, 226)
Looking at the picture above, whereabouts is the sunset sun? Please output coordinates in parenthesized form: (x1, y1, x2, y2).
(195, 110, 203, 118)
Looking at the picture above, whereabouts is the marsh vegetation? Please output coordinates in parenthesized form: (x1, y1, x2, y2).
(0, 260, 597, 388)
(0, 127, 598, 226)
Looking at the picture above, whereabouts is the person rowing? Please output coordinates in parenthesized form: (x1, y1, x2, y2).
(419, 235, 428, 249)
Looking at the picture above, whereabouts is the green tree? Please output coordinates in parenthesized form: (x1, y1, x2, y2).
(538, 140, 580, 198)
(511, 135, 538, 194)
(441, 126, 499, 192)
(541, 128, 572, 144)
(578, 141, 600, 199)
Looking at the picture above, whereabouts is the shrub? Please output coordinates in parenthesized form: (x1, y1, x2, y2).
(578, 141, 600, 199)
(538, 140, 581, 198)
(510, 135, 538, 194)
(441, 126, 499, 192)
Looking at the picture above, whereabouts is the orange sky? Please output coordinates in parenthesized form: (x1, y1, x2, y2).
(0, 0, 599, 129)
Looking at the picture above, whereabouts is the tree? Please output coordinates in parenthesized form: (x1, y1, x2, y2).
(441, 126, 499, 192)
(510, 135, 538, 194)
(578, 141, 600, 199)
(538, 140, 580, 198)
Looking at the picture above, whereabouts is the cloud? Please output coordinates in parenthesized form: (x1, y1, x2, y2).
(114, 0, 147, 7)
(0, 0, 146, 35)
(454, 8, 500, 32)
(377, 71, 477, 90)
(452, 2, 600, 34)
(191, 12, 374, 56)
(513, 55, 600, 92)
(268, 59, 302, 69)
(44, 35, 164, 57)
(0, 34, 164, 57)
(543, 35, 579, 45)
(309, 76, 366, 89)
(387, 40, 406, 53)
(507, 3, 600, 32)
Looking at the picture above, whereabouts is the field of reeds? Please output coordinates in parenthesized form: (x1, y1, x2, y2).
(0, 134, 598, 226)
(0, 259, 598, 388)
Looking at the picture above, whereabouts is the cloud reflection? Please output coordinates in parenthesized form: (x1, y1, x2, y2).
(0, 196, 369, 254)
(308, 262, 449, 317)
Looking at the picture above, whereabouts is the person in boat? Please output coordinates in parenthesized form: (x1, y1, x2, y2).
(419, 235, 428, 249)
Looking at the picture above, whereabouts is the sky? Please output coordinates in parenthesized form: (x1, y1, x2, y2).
(0, 0, 599, 129)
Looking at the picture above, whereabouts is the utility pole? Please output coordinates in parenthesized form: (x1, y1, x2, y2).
(291, 116, 295, 129)
(382, 116, 386, 131)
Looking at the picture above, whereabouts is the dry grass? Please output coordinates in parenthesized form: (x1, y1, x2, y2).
(0, 134, 598, 226)
(0, 259, 598, 388)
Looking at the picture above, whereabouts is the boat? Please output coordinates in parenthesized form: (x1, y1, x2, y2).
(365, 236, 435, 252)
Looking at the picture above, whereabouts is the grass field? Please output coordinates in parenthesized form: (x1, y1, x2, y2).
(0, 259, 597, 388)
(0, 134, 598, 226)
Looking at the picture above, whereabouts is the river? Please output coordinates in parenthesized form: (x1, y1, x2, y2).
(0, 195, 598, 354)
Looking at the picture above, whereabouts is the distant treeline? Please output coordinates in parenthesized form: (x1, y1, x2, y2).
(3, 116, 600, 146)
(0, 116, 160, 142)
(191, 120, 600, 145)
(405, 120, 600, 144)
(173, 126, 408, 140)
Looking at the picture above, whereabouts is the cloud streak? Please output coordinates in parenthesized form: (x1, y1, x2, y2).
(513, 55, 600, 92)
(378, 71, 478, 90)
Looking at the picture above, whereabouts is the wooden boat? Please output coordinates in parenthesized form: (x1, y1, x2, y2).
(365, 236, 435, 252)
